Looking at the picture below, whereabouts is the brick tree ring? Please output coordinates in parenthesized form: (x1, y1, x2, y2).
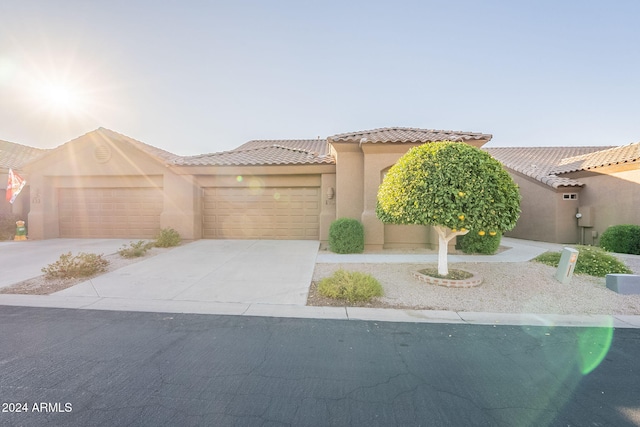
(412, 270, 483, 288)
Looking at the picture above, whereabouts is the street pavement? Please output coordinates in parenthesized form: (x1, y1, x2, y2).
(1, 306, 638, 427)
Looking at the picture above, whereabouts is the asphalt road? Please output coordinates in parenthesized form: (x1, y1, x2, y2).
(0, 306, 638, 427)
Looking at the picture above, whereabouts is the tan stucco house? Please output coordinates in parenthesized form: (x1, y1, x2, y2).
(487, 143, 640, 245)
(2, 127, 639, 247)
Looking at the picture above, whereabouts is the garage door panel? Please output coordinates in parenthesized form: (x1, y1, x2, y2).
(59, 188, 163, 238)
(203, 186, 320, 240)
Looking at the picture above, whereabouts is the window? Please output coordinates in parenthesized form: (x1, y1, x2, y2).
(562, 193, 578, 200)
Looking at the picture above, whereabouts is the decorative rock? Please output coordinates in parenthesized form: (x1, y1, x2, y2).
(606, 274, 640, 295)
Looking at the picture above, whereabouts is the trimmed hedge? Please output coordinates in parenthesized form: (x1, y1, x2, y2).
(457, 230, 502, 255)
(599, 224, 640, 255)
(0, 212, 20, 240)
(328, 218, 364, 254)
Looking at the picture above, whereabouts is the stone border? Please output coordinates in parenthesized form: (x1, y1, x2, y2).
(413, 270, 483, 288)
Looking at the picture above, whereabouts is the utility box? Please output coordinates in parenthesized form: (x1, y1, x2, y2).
(578, 206, 593, 228)
(555, 247, 579, 284)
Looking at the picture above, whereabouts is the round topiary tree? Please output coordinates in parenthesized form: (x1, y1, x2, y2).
(376, 142, 521, 276)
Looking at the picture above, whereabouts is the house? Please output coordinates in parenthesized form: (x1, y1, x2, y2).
(487, 143, 640, 245)
(10, 127, 489, 248)
(3, 126, 638, 247)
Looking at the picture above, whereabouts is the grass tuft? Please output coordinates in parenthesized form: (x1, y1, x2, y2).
(318, 269, 383, 302)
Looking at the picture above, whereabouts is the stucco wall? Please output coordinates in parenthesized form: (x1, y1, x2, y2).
(25, 136, 168, 239)
(569, 167, 640, 245)
(505, 172, 561, 242)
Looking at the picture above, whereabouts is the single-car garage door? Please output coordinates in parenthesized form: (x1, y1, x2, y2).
(59, 188, 163, 238)
(203, 187, 320, 239)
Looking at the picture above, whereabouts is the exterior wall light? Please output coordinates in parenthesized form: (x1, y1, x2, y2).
(326, 187, 335, 199)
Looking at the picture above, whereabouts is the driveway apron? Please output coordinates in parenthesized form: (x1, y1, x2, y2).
(55, 240, 320, 305)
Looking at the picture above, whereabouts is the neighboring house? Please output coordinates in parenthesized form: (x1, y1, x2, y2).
(0, 139, 48, 219)
(487, 143, 640, 245)
(4, 126, 638, 247)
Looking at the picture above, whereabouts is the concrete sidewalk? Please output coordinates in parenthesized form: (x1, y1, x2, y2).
(0, 237, 638, 329)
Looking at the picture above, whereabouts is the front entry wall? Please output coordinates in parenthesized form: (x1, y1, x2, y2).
(59, 188, 163, 238)
(203, 187, 320, 239)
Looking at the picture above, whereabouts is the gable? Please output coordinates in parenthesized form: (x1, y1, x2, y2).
(24, 128, 173, 177)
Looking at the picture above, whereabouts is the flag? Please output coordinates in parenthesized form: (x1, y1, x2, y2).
(6, 168, 26, 204)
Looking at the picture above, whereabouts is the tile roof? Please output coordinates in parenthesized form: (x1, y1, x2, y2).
(95, 128, 182, 163)
(328, 127, 492, 144)
(175, 139, 335, 166)
(485, 146, 614, 188)
(553, 141, 640, 173)
(0, 139, 49, 171)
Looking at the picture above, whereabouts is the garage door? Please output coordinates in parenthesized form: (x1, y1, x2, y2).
(203, 187, 320, 239)
(59, 188, 163, 238)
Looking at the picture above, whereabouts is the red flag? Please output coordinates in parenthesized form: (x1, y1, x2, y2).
(6, 169, 26, 204)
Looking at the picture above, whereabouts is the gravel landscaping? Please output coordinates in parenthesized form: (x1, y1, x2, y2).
(309, 256, 640, 315)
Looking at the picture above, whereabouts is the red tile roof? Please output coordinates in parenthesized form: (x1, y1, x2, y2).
(174, 139, 335, 166)
(328, 127, 492, 144)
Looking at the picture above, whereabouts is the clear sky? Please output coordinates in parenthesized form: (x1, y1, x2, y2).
(1, 0, 639, 155)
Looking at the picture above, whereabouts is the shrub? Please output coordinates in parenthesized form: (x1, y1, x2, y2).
(328, 218, 364, 254)
(318, 269, 383, 302)
(599, 224, 640, 255)
(154, 227, 181, 248)
(118, 240, 154, 258)
(533, 245, 632, 277)
(457, 230, 502, 254)
(0, 213, 20, 240)
(42, 252, 110, 279)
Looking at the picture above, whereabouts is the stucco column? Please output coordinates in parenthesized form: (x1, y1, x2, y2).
(27, 175, 59, 239)
(160, 172, 201, 239)
(319, 173, 336, 244)
(360, 147, 387, 250)
(332, 143, 364, 220)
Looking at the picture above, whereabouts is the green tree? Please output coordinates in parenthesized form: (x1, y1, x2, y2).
(377, 142, 521, 275)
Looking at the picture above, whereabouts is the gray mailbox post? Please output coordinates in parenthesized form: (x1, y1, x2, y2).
(555, 247, 579, 284)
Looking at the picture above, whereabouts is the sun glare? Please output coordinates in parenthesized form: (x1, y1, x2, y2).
(35, 82, 83, 114)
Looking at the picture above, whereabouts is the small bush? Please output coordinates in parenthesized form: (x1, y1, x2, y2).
(533, 245, 632, 277)
(0, 213, 20, 240)
(329, 218, 364, 254)
(42, 252, 110, 279)
(154, 227, 181, 248)
(457, 230, 502, 254)
(318, 269, 383, 302)
(600, 224, 640, 255)
(118, 240, 154, 258)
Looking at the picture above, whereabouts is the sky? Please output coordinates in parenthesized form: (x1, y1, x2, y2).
(1, 0, 639, 155)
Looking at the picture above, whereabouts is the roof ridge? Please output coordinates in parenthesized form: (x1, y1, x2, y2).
(180, 143, 319, 161)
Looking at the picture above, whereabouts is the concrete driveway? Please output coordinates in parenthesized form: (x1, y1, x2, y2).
(0, 239, 133, 288)
(55, 240, 320, 305)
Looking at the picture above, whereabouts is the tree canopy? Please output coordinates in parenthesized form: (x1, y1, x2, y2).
(376, 142, 521, 275)
(377, 142, 520, 233)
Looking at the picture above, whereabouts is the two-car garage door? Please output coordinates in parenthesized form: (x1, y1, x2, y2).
(58, 186, 321, 240)
(58, 188, 163, 238)
(203, 187, 320, 239)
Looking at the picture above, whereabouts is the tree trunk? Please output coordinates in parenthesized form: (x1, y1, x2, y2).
(434, 226, 468, 276)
